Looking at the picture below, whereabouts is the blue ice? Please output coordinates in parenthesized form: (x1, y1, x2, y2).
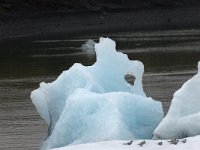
(31, 37, 163, 149)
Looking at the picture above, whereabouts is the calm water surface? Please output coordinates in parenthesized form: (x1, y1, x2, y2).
(0, 29, 200, 149)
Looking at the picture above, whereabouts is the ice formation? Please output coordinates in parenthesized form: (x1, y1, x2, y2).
(153, 62, 200, 139)
(31, 37, 163, 149)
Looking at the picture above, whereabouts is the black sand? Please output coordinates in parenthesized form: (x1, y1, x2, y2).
(0, 1, 200, 40)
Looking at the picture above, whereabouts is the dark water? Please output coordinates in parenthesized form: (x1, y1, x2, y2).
(0, 29, 200, 149)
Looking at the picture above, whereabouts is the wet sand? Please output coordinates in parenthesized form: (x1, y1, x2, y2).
(0, 7, 200, 40)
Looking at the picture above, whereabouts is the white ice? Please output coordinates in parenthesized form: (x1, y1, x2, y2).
(153, 62, 200, 139)
(31, 37, 163, 149)
(50, 136, 200, 150)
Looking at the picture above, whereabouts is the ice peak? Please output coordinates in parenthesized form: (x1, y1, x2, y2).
(95, 37, 116, 59)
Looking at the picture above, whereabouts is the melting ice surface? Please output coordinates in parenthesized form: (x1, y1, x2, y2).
(153, 62, 200, 139)
(31, 37, 163, 149)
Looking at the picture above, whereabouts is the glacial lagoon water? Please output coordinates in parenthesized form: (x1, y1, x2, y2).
(0, 29, 200, 149)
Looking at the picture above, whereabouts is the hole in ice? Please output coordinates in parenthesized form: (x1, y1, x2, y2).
(124, 74, 135, 86)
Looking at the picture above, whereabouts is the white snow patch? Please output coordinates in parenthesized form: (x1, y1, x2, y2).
(50, 136, 200, 150)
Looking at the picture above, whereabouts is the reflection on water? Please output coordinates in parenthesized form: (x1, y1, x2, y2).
(0, 29, 200, 149)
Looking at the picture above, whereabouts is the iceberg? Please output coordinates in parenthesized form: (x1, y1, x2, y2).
(31, 37, 163, 149)
(153, 62, 200, 139)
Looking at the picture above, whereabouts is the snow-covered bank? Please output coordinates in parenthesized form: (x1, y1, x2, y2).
(50, 136, 200, 150)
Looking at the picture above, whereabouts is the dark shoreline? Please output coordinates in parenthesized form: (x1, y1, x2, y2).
(1, 6, 200, 40)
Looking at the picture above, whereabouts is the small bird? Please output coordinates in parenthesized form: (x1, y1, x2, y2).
(138, 140, 146, 146)
(181, 139, 187, 143)
(168, 139, 179, 145)
(158, 141, 163, 145)
(123, 140, 133, 145)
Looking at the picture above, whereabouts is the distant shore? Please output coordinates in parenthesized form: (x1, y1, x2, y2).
(1, 7, 200, 40)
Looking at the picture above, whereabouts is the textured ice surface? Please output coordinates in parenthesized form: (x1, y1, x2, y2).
(153, 62, 200, 139)
(31, 37, 163, 149)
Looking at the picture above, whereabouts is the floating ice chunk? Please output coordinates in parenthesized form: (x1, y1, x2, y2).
(31, 37, 163, 149)
(153, 61, 200, 139)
